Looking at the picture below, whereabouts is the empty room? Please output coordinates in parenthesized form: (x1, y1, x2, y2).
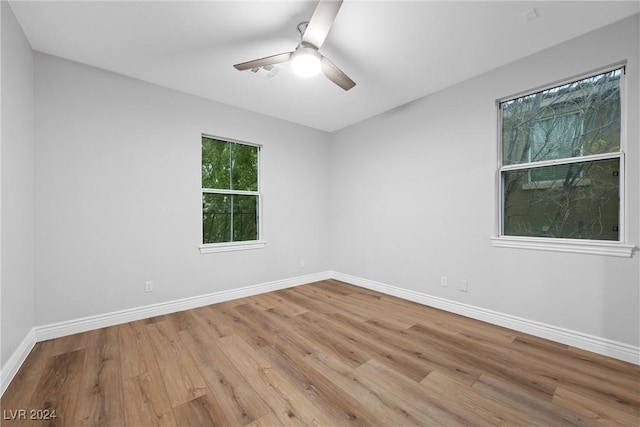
(1, 0, 639, 425)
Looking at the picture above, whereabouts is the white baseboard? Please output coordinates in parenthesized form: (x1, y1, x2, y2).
(331, 271, 640, 365)
(0, 329, 36, 397)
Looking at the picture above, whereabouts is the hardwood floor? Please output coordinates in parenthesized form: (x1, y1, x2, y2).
(2, 279, 639, 426)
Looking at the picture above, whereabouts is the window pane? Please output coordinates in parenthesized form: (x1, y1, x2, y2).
(502, 69, 621, 166)
(503, 158, 619, 240)
(231, 143, 258, 191)
(202, 193, 258, 243)
(232, 195, 259, 241)
(202, 137, 230, 189)
(530, 113, 582, 163)
(202, 193, 231, 244)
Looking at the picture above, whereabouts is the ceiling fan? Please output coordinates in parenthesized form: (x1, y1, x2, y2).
(233, 0, 355, 91)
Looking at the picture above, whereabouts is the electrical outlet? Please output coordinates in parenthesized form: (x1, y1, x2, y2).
(459, 279, 468, 292)
(145, 281, 153, 292)
(441, 276, 448, 287)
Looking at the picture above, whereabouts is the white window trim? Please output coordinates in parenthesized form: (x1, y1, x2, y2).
(199, 240, 267, 254)
(490, 236, 635, 257)
(492, 64, 636, 257)
(200, 135, 265, 254)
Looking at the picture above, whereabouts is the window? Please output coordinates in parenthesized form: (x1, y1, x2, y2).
(200, 136, 264, 253)
(493, 66, 634, 257)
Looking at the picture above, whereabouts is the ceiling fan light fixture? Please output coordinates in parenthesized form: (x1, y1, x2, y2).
(233, 1, 354, 90)
(291, 45, 321, 77)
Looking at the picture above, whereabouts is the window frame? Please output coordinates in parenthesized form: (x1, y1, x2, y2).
(199, 134, 266, 254)
(492, 64, 635, 257)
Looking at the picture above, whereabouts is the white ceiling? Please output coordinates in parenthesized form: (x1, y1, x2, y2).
(9, 0, 640, 132)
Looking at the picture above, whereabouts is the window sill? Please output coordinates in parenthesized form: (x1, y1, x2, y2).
(490, 236, 635, 257)
(199, 240, 266, 254)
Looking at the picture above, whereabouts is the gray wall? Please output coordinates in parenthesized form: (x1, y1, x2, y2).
(329, 14, 640, 347)
(33, 54, 331, 326)
(1, 1, 35, 366)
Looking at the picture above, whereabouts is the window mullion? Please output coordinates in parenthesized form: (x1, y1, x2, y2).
(202, 188, 258, 196)
(501, 151, 621, 172)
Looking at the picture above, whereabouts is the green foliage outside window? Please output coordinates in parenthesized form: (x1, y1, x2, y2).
(202, 136, 259, 244)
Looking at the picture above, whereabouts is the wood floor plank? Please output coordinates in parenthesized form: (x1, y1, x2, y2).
(169, 309, 197, 332)
(207, 302, 271, 348)
(45, 333, 89, 358)
(420, 370, 533, 426)
(242, 411, 282, 427)
(471, 374, 595, 426)
(409, 322, 560, 400)
(258, 344, 377, 426)
(118, 320, 160, 380)
(505, 333, 640, 411)
(3, 279, 639, 426)
(259, 303, 369, 368)
(189, 305, 235, 339)
(172, 393, 228, 427)
(292, 285, 374, 323)
(355, 358, 460, 425)
(363, 316, 482, 386)
(27, 349, 86, 426)
(217, 334, 313, 426)
(275, 287, 332, 314)
(308, 282, 421, 331)
(304, 310, 433, 382)
(257, 291, 309, 316)
(177, 321, 272, 425)
(122, 370, 176, 427)
(339, 292, 419, 329)
(256, 359, 339, 427)
(235, 295, 277, 312)
(233, 303, 315, 361)
(553, 385, 640, 427)
(303, 351, 428, 426)
(145, 320, 208, 408)
(70, 327, 124, 426)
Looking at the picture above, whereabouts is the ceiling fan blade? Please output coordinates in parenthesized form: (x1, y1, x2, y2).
(302, 0, 343, 49)
(321, 56, 355, 91)
(233, 52, 293, 71)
